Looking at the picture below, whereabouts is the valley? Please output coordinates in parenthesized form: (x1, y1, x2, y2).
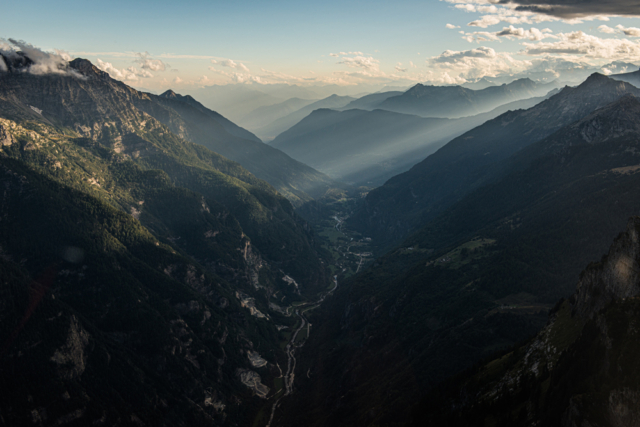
(3, 35, 640, 427)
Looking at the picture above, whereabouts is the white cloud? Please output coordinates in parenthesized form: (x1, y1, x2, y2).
(446, 23, 460, 29)
(395, 63, 407, 72)
(617, 24, 640, 37)
(338, 55, 380, 71)
(427, 46, 532, 81)
(521, 31, 640, 60)
(598, 25, 617, 34)
(468, 15, 503, 28)
(95, 59, 153, 81)
(0, 38, 82, 77)
(494, 25, 556, 41)
(461, 31, 500, 42)
(216, 58, 250, 72)
(134, 52, 168, 71)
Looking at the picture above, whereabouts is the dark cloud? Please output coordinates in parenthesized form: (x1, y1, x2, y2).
(497, 0, 640, 18)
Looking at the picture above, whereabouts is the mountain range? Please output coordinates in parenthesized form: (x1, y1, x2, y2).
(376, 78, 558, 118)
(4, 46, 640, 427)
(275, 78, 640, 426)
(350, 73, 640, 248)
(269, 93, 554, 186)
(0, 54, 334, 425)
(255, 94, 355, 140)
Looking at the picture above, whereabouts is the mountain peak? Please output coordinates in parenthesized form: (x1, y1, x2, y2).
(160, 89, 179, 98)
(0, 51, 34, 72)
(579, 72, 613, 87)
(506, 77, 536, 88)
(69, 58, 111, 80)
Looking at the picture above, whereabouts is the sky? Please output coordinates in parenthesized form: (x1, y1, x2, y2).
(3, 0, 640, 90)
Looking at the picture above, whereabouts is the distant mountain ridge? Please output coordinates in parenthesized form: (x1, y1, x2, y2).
(256, 94, 355, 139)
(610, 66, 640, 88)
(336, 91, 402, 111)
(239, 97, 318, 137)
(270, 93, 554, 186)
(377, 78, 558, 118)
(351, 73, 640, 247)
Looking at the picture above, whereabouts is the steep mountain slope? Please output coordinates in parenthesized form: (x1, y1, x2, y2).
(276, 94, 640, 427)
(270, 94, 552, 186)
(257, 94, 355, 139)
(157, 89, 261, 142)
(415, 216, 640, 427)
(352, 73, 640, 248)
(337, 91, 402, 111)
(240, 97, 318, 137)
(68, 59, 339, 206)
(0, 54, 341, 424)
(378, 78, 557, 118)
(0, 56, 331, 294)
(0, 157, 286, 426)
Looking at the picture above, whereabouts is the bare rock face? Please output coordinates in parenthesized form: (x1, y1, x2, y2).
(237, 369, 270, 398)
(50, 316, 90, 380)
(0, 122, 15, 146)
(573, 217, 640, 319)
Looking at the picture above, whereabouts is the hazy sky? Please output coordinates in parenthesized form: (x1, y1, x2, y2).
(3, 0, 640, 89)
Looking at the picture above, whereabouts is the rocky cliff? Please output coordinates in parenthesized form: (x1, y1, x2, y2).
(413, 217, 640, 426)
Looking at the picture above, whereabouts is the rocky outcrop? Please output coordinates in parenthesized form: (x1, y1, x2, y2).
(0, 121, 15, 146)
(573, 217, 640, 319)
(237, 369, 270, 398)
(50, 316, 90, 380)
(418, 217, 640, 427)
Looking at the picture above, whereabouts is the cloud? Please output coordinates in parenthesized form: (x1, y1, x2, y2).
(521, 31, 640, 60)
(395, 63, 407, 72)
(496, 25, 555, 40)
(598, 25, 617, 34)
(0, 38, 82, 77)
(173, 76, 183, 84)
(427, 46, 533, 82)
(460, 25, 556, 42)
(495, 0, 640, 19)
(445, 0, 612, 26)
(338, 55, 380, 70)
(461, 30, 500, 42)
(432, 46, 498, 62)
(468, 15, 503, 27)
(329, 53, 340, 57)
(198, 75, 215, 86)
(134, 52, 168, 71)
(215, 58, 250, 72)
(446, 23, 460, 29)
(617, 24, 640, 37)
(95, 59, 153, 81)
